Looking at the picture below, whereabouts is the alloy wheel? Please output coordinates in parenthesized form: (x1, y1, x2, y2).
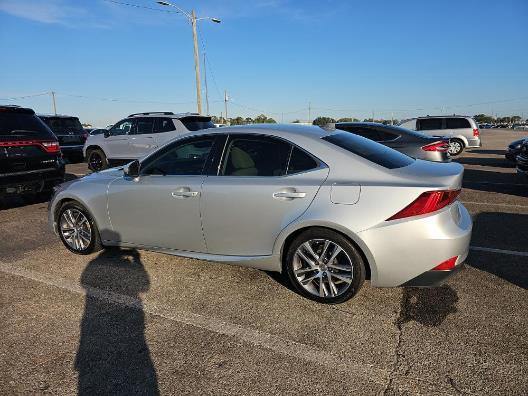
(448, 141, 462, 156)
(89, 152, 103, 171)
(292, 239, 354, 298)
(60, 208, 92, 251)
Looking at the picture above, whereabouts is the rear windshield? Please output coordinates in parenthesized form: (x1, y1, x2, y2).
(0, 113, 55, 138)
(40, 117, 83, 133)
(180, 116, 214, 131)
(322, 132, 415, 169)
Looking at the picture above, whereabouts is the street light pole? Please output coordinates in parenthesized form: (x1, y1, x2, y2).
(156, 1, 220, 115)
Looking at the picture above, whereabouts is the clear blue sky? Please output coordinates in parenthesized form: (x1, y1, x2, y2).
(1, 0, 527, 126)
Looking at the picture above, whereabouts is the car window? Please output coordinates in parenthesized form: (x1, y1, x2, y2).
(142, 137, 214, 176)
(180, 116, 214, 131)
(446, 118, 471, 129)
(154, 118, 176, 133)
(41, 117, 83, 133)
(222, 136, 291, 177)
(0, 113, 55, 138)
(374, 129, 398, 141)
(287, 147, 319, 174)
(418, 118, 443, 131)
(134, 118, 154, 135)
(322, 132, 414, 169)
(109, 119, 133, 136)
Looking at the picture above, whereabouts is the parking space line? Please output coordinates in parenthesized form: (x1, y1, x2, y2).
(470, 246, 528, 257)
(462, 201, 528, 209)
(0, 262, 388, 385)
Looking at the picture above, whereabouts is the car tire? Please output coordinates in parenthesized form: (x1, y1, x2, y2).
(58, 201, 102, 255)
(87, 148, 108, 171)
(448, 139, 464, 156)
(285, 228, 366, 304)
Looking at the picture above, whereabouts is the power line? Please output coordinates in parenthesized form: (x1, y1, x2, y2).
(0, 92, 49, 101)
(101, 0, 182, 14)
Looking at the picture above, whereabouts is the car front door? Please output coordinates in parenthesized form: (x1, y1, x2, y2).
(128, 117, 157, 158)
(106, 135, 218, 251)
(201, 134, 329, 256)
(104, 119, 134, 159)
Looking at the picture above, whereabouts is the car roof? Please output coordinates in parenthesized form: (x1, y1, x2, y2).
(416, 115, 472, 119)
(0, 105, 35, 114)
(126, 111, 208, 119)
(199, 123, 329, 138)
(37, 114, 80, 118)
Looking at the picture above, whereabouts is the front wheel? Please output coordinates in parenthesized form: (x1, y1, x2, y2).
(87, 148, 108, 171)
(58, 202, 102, 255)
(285, 228, 366, 304)
(448, 139, 464, 156)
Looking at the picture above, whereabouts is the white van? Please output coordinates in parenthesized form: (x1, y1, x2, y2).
(399, 116, 481, 155)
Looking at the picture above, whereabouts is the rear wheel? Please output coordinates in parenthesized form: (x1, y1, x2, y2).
(58, 202, 102, 255)
(87, 148, 108, 171)
(448, 139, 464, 156)
(285, 228, 365, 304)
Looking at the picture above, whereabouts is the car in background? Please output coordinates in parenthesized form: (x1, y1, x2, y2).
(505, 137, 527, 162)
(88, 128, 107, 136)
(0, 105, 65, 199)
(49, 124, 471, 303)
(334, 122, 450, 162)
(516, 139, 528, 180)
(38, 114, 88, 161)
(83, 112, 214, 171)
(399, 116, 481, 156)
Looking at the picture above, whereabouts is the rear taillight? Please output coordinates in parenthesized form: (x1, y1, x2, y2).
(422, 141, 449, 152)
(386, 189, 461, 221)
(473, 128, 480, 137)
(431, 256, 458, 271)
(40, 141, 61, 153)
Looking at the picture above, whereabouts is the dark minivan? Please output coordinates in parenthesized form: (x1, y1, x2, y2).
(0, 106, 65, 198)
(38, 114, 87, 160)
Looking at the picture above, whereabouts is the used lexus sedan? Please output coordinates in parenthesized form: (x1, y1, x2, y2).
(49, 124, 472, 303)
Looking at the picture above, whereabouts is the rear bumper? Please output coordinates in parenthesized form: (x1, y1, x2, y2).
(402, 261, 464, 287)
(0, 168, 65, 196)
(505, 150, 519, 162)
(466, 138, 481, 148)
(60, 145, 84, 155)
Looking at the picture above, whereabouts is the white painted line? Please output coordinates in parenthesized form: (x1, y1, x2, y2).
(462, 201, 528, 209)
(0, 262, 388, 384)
(470, 246, 528, 257)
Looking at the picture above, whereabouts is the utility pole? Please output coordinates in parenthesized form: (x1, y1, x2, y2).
(203, 52, 209, 115)
(224, 90, 229, 125)
(391, 111, 394, 125)
(51, 91, 57, 115)
(308, 102, 311, 123)
(191, 10, 202, 114)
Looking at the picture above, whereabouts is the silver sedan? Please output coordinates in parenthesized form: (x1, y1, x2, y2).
(49, 124, 472, 303)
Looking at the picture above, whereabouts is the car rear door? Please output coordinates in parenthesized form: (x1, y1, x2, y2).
(128, 117, 157, 158)
(201, 134, 329, 256)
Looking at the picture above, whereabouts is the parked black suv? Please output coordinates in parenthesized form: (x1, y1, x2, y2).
(516, 140, 528, 181)
(38, 114, 87, 160)
(0, 106, 65, 198)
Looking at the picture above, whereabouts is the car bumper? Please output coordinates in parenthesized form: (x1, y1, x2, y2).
(402, 261, 464, 287)
(516, 154, 528, 178)
(0, 168, 65, 197)
(357, 201, 472, 287)
(60, 145, 85, 155)
(466, 138, 481, 148)
(505, 150, 519, 162)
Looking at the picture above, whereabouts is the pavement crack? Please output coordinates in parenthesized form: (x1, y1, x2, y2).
(383, 291, 406, 396)
(447, 376, 467, 395)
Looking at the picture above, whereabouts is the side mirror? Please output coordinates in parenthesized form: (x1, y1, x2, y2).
(124, 160, 140, 178)
(103, 130, 110, 138)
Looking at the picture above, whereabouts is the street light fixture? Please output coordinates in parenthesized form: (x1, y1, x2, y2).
(156, 1, 221, 114)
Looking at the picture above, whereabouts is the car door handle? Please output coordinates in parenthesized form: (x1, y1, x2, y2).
(273, 191, 306, 199)
(171, 190, 199, 198)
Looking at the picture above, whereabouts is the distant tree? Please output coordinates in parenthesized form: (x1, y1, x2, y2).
(312, 116, 336, 126)
(337, 117, 359, 122)
(511, 115, 522, 123)
(292, 119, 301, 123)
(254, 114, 276, 123)
(473, 114, 495, 124)
(245, 117, 254, 124)
(230, 116, 245, 125)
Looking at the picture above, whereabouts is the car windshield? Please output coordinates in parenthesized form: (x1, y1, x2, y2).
(322, 132, 415, 169)
(41, 117, 83, 133)
(180, 116, 215, 131)
(0, 113, 55, 138)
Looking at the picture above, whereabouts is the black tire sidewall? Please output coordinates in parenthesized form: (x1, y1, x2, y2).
(58, 202, 101, 255)
(285, 228, 366, 304)
(88, 149, 108, 171)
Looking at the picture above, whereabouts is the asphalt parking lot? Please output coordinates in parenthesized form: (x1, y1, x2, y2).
(1, 129, 527, 395)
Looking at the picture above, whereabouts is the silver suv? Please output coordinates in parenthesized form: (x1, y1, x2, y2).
(84, 112, 214, 170)
(399, 116, 481, 156)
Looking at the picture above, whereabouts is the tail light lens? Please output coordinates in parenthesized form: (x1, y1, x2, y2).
(386, 189, 461, 221)
(431, 256, 458, 271)
(473, 128, 480, 137)
(40, 141, 61, 153)
(422, 141, 449, 152)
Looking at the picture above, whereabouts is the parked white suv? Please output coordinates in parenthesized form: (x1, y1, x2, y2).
(399, 116, 481, 156)
(84, 112, 214, 170)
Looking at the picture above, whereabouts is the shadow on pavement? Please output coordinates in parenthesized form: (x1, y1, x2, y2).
(456, 156, 514, 168)
(467, 149, 506, 156)
(75, 245, 159, 395)
(463, 168, 528, 197)
(398, 285, 458, 327)
(468, 212, 528, 290)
